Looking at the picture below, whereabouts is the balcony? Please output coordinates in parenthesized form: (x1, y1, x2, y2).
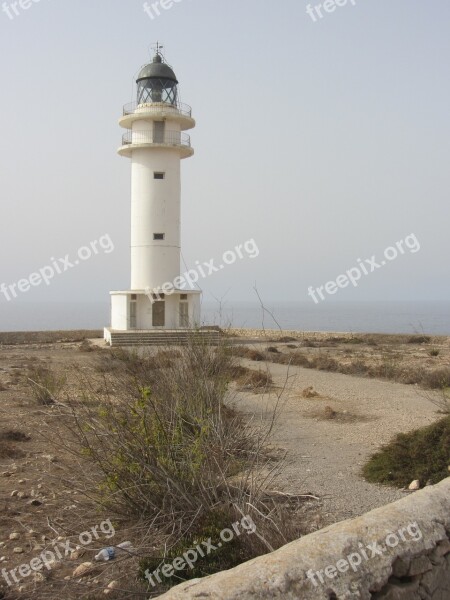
(118, 130, 193, 159)
(119, 101, 195, 132)
(123, 101, 192, 118)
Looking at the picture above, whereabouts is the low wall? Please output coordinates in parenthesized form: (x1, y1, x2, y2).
(159, 478, 450, 599)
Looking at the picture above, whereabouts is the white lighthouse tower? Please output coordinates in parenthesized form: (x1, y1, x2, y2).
(104, 48, 201, 344)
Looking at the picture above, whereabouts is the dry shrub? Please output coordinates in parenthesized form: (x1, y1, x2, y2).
(235, 368, 273, 391)
(266, 346, 280, 354)
(231, 346, 265, 361)
(407, 335, 432, 344)
(309, 353, 339, 372)
(0, 430, 30, 442)
(27, 365, 66, 405)
(45, 339, 301, 592)
(302, 386, 319, 398)
(422, 368, 450, 390)
(78, 339, 96, 352)
(323, 406, 337, 419)
(301, 339, 317, 348)
(0, 440, 25, 459)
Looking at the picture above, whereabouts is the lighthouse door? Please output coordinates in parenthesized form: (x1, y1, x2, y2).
(152, 301, 165, 327)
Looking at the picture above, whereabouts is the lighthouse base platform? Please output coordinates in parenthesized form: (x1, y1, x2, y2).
(103, 327, 221, 347)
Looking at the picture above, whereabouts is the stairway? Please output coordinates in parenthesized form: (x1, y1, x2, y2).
(104, 328, 221, 347)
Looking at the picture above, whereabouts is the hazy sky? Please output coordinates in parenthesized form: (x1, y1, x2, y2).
(0, 0, 449, 306)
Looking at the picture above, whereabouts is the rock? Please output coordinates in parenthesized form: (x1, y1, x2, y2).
(13, 547, 24, 554)
(72, 562, 95, 578)
(104, 580, 119, 595)
(392, 556, 410, 577)
(10, 490, 18, 497)
(33, 572, 45, 583)
(28, 499, 43, 507)
(18, 479, 25, 484)
(408, 479, 420, 490)
(1, 471, 13, 477)
(0, 557, 6, 563)
(408, 555, 433, 576)
(42, 454, 57, 463)
(17, 491, 29, 499)
(9, 533, 20, 540)
(70, 550, 85, 561)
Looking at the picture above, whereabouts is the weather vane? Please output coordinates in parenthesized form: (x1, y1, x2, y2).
(150, 41, 164, 57)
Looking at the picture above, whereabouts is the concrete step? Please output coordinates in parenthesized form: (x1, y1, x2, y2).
(107, 329, 221, 347)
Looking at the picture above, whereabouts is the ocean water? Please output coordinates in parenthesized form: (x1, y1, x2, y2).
(0, 301, 449, 335)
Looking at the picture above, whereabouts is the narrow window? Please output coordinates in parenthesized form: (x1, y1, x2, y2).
(153, 233, 165, 240)
(154, 172, 165, 180)
(180, 294, 188, 300)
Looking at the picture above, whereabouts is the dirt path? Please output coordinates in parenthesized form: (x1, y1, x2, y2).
(234, 359, 441, 525)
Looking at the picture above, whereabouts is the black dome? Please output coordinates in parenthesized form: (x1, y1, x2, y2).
(136, 54, 178, 84)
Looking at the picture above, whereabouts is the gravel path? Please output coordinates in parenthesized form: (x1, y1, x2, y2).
(234, 359, 441, 525)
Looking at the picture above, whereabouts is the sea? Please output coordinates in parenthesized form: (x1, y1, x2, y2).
(0, 301, 449, 335)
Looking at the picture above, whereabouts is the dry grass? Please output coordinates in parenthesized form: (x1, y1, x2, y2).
(307, 405, 368, 424)
(302, 386, 319, 398)
(234, 368, 273, 391)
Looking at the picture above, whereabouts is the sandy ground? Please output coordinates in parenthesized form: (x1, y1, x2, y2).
(233, 357, 442, 524)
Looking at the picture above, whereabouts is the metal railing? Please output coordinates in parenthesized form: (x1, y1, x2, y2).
(121, 130, 191, 148)
(123, 101, 192, 118)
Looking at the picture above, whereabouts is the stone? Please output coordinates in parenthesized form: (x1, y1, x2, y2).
(408, 555, 432, 576)
(28, 499, 43, 507)
(408, 480, 421, 490)
(9, 533, 20, 540)
(72, 562, 95, 578)
(104, 580, 119, 595)
(0, 557, 6, 563)
(17, 491, 29, 499)
(10, 490, 18, 497)
(13, 547, 24, 554)
(392, 556, 410, 578)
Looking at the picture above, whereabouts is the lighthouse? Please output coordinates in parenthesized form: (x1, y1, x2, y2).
(105, 48, 201, 343)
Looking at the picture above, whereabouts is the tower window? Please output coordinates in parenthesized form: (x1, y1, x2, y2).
(153, 233, 165, 240)
(154, 172, 165, 180)
(180, 294, 188, 300)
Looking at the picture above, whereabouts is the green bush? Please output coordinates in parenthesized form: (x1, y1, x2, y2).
(362, 416, 450, 486)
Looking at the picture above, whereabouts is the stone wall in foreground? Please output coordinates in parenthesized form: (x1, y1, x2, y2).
(158, 478, 450, 600)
